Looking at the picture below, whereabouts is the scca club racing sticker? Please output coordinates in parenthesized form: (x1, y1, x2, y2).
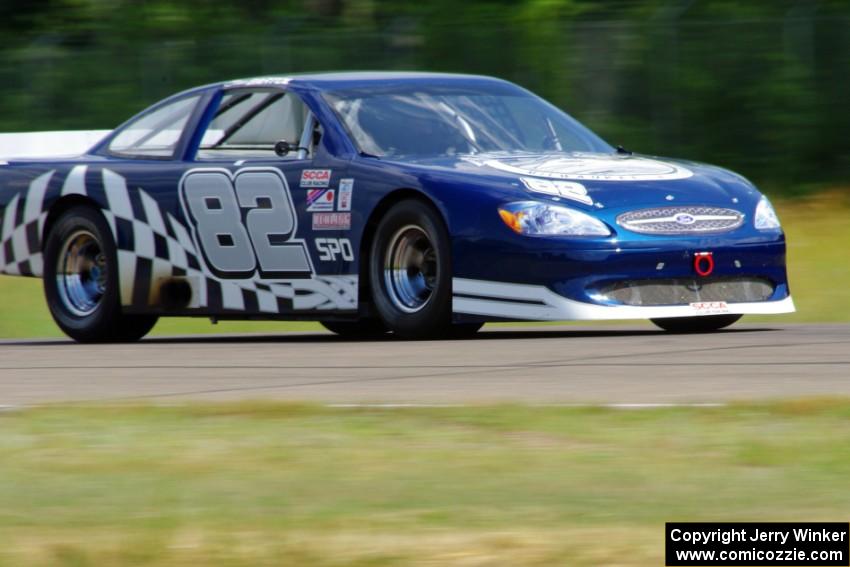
(300, 169, 331, 187)
(307, 188, 335, 211)
(466, 154, 694, 181)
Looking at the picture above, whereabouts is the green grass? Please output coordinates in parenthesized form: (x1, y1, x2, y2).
(774, 191, 850, 322)
(0, 277, 321, 338)
(1, 192, 848, 338)
(1, 400, 849, 566)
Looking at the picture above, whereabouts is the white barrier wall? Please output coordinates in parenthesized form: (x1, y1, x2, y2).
(0, 131, 111, 159)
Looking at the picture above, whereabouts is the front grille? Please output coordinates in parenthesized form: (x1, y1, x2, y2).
(617, 206, 744, 235)
(598, 277, 774, 306)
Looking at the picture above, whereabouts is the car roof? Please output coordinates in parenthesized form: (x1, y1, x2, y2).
(221, 71, 514, 91)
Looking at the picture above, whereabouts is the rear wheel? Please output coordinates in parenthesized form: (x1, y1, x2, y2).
(320, 319, 389, 338)
(369, 199, 456, 339)
(651, 315, 742, 333)
(43, 206, 157, 343)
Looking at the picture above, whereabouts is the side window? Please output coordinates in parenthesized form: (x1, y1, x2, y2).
(109, 95, 200, 158)
(196, 89, 309, 160)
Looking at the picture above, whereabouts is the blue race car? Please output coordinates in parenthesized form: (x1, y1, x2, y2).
(0, 72, 793, 342)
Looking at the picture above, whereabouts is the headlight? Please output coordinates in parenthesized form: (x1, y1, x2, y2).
(754, 196, 781, 230)
(498, 201, 611, 237)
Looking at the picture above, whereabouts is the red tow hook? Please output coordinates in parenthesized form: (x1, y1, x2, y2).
(694, 252, 714, 277)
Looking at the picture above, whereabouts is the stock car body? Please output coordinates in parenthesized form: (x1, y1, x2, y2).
(0, 72, 793, 342)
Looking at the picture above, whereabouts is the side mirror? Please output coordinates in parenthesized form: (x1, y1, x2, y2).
(275, 139, 309, 157)
(274, 140, 295, 157)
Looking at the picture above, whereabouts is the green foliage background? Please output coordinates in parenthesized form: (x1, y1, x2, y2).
(1, 0, 849, 196)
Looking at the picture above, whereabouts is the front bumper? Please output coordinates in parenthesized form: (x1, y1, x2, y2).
(453, 229, 792, 321)
(452, 277, 795, 321)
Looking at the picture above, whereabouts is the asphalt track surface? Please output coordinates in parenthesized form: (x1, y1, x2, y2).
(0, 324, 848, 406)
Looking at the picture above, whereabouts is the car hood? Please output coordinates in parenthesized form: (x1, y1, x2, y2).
(392, 152, 761, 210)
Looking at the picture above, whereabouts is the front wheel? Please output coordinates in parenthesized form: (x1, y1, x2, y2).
(43, 206, 157, 343)
(651, 314, 742, 333)
(369, 199, 454, 339)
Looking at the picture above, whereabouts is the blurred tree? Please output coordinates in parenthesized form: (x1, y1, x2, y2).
(0, 0, 847, 194)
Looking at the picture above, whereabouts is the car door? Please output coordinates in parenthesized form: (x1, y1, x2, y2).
(184, 86, 356, 316)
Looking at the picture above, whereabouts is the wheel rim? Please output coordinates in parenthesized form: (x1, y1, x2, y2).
(56, 229, 107, 317)
(383, 225, 438, 313)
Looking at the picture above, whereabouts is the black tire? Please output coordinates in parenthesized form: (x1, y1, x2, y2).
(369, 199, 455, 339)
(320, 319, 389, 338)
(43, 206, 158, 343)
(651, 314, 742, 333)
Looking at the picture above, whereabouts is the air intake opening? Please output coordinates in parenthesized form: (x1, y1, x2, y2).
(597, 277, 774, 306)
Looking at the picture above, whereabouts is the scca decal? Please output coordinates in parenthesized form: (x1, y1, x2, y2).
(300, 169, 331, 188)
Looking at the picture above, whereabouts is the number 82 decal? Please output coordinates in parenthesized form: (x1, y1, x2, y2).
(180, 167, 314, 279)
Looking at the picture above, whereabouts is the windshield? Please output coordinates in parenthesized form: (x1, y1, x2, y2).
(323, 82, 612, 158)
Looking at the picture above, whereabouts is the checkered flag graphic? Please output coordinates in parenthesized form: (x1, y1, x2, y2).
(0, 170, 52, 277)
(1, 166, 357, 313)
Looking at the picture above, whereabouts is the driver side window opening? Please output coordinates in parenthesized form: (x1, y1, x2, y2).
(195, 89, 314, 160)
